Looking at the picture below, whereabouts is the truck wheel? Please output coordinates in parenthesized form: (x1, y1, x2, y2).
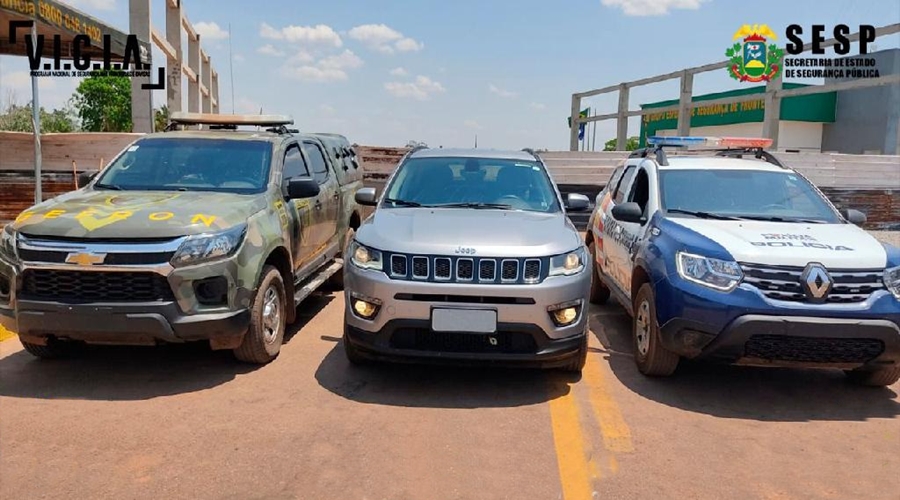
(342, 327, 367, 365)
(20, 339, 81, 359)
(845, 366, 900, 387)
(329, 227, 355, 290)
(560, 328, 588, 373)
(588, 240, 610, 305)
(633, 283, 679, 376)
(234, 266, 286, 364)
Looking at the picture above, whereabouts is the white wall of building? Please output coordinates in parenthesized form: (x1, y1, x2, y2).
(655, 121, 825, 152)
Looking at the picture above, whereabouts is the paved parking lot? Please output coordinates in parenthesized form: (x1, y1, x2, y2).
(1, 293, 898, 500)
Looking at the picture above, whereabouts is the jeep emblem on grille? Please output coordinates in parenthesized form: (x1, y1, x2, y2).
(454, 246, 476, 255)
(65, 252, 107, 266)
(801, 263, 832, 301)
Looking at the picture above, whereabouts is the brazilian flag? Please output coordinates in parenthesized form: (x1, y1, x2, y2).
(567, 108, 591, 140)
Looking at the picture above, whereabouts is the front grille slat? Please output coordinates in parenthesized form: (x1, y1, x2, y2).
(457, 258, 474, 281)
(21, 270, 174, 303)
(744, 335, 884, 364)
(501, 259, 519, 282)
(412, 256, 429, 279)
(390, 254, 408, 277)
(17, 249, 175, 265)
(385, 253, 547, 284)
(741, 263, 884, 303)
(479, 259, 496, 282)
(434, 258, 452, 280)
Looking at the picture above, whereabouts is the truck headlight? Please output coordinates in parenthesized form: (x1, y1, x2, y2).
(349, 241, 383, 271)
(549, 248, 586, 276)
(676, 252, 743, 292)
(171, 224, 246, 267)
(0, 225, 17, 261)
(884, 266, 900, 299)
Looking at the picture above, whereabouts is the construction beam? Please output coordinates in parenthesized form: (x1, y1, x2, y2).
(187, 31, 200, 113)
(569, 94, 581, 151)
(615, 84, 629, 151)
(201, 52, 212, 113)
(164, 0, 182, 113)
(676, 71, 693, 136)
(129, 0, 153, 133)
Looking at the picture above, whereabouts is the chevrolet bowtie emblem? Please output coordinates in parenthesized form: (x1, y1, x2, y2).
(65, 252, 107, 266)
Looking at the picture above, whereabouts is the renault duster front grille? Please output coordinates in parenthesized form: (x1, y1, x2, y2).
(385, 253, 548, 285)
(21, 270, 174, 303)
(744, 335, 884, 364)
(740, 263, 885, 303)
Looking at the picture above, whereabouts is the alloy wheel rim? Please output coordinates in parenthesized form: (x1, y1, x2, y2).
(635, 300, 650, 356)
(262, 286, 281, 344)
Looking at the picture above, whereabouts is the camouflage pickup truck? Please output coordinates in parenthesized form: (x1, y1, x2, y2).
(0, 113, 364, 364)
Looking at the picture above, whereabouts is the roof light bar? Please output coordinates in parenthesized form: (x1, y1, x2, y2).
(169, 112, 294, 127)
(647, 136, 773, 149)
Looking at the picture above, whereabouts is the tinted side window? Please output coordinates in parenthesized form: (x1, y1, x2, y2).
(628, 169, 650, 215)
(614, 166, 637, 204)
(283, 144, 309, 179)
(303, 143, 329, 184)
(605, 167, 624, 195)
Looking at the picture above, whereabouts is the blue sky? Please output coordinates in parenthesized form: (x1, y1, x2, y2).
(1, 0, 898, 149)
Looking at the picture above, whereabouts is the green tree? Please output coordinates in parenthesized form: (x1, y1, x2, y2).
(603, 136, 639, 151)
(0, 102, 77, 133)
(154, 105, 169, 132)
(72, 75, 132, 132)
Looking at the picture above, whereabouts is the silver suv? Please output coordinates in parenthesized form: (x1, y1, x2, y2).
(342, 148, 592, 372)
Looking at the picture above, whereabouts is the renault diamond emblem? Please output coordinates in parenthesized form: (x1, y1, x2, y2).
(66, 252, 107, 266)
(801, 263, 832, 301)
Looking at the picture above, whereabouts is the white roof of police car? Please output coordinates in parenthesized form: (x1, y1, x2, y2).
(410, 148, 537, 161)
(658, 156, 788, 172)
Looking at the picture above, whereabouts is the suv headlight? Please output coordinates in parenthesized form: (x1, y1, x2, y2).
(349, 241, 383, 271)
(549, 247, 586, 276)
(676, 251, 743, 292)
(171, 224, 246, 267)
(884, 266, 900, 299)
(0, 225, 17, 261)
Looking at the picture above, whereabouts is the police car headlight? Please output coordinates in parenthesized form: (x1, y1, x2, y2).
(349, 241, 383, 271)
(171, 224, 246, 267)
(549, 248, 586, 276)
(884, 266, 900, 300)
(676, 252, 743, 292)
(0, 225, 17, 261)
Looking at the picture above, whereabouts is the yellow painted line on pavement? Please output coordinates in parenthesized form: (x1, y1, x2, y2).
(548, 384, 594, 500)
(584, 350, 634, 454)
(0, 325, 15, 342)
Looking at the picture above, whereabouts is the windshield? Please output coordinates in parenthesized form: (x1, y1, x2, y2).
(383, 157, 561, 212)
(659, 169, 841, 223)
(94, 138, 273, 194)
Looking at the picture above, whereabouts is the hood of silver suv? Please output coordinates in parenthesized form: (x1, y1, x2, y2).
(356, 207, 583, 257)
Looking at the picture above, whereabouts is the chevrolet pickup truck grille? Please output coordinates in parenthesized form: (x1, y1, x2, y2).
(21, 270, 174, 303)
(740, 263, 885, 303)
(387, 253, 545, 284)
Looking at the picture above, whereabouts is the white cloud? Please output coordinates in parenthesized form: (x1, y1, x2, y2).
(489, 84, 518, 99)
(600, 0, 706, 16)
(257, 44, 285, 57)
(464, 120, 483, 130)
(348, 24, 424, 54)
(282, 50, 363, 83)
(530, 102, 547, 110)
(1, 70, 81, 110)
(287, 49, 314, 64)
(194, 22, 229, 41)
(389, 67, 408, 77)
(66, 0, 115, 11)
(260, 22, 342, 47)
(384, 75, 445, 101)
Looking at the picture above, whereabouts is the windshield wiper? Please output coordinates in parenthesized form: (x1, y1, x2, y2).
(93, 183, 123, 191)
(666, 209, 740, 221)
(732, 215, 826, 224)
(431, 202, 515, 210)
(383, 198, 422, 207)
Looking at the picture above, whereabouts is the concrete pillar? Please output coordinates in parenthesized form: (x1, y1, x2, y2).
(129, 0, 153, 133)
(187, 33, 200, 113)
(615, 84, 629, 151)
(165, 0, 183, 114)
(677, 71, 694, 136)
(762, 73, 783, 150)
(201, 52, 211, 113)
(211, 71, 219, 113)
(569, 94, 581, 151)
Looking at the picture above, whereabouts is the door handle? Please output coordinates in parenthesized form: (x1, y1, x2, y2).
(314, 200, 322, 210)
(332, 192, 339, 200)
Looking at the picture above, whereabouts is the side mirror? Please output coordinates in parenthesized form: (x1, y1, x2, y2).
(355, 187, 377, 206)
(611, 202, 645, 224)
(78, 170, 99, 187)
(841, 208, 867, 226)
(286, 177, 320, 199)
(565, 193, 590, 212)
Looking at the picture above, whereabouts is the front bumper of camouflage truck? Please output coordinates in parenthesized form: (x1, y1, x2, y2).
(0, 231, 252, 349)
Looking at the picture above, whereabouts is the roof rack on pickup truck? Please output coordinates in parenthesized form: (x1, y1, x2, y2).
(167, 112, 294, 129)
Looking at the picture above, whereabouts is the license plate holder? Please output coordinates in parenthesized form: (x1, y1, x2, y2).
(431, 308, 497, 333)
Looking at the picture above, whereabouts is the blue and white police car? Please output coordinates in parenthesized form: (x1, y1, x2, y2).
(587, 136, 900, 386)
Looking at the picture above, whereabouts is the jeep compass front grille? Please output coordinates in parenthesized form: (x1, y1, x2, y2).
(21, 270, 174, 303)
(384, 253, 547, 284)
(740, 263, 885, 303)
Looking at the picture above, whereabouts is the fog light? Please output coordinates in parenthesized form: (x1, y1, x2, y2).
(548, 299, 582, 327)
(350, 292, 382, 320)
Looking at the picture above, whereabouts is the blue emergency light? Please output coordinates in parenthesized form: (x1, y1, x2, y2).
(647, 136, 773, 148)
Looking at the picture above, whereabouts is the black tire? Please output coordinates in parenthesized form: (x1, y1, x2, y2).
(20, 339, 81, 359)
(234, 266, 286, 364)
(845, 366, 900, 387)
(560, 329, 588, 373)
(587, 239, 610, 305)
(342, 327, 368, 365)
(633, 283, 679, 376)
(329, 227, 355, 290)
